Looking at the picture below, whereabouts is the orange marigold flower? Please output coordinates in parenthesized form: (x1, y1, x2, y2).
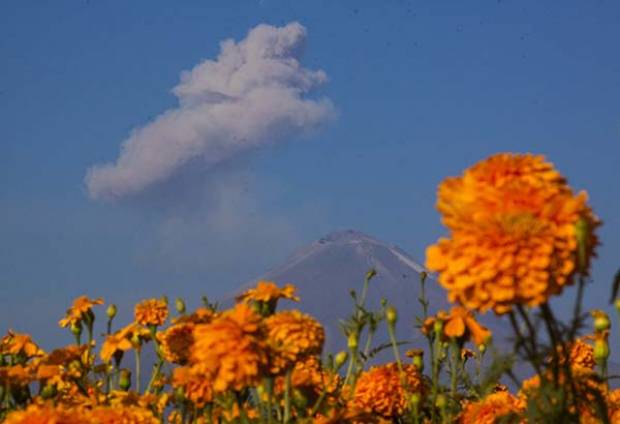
(172, 306, 216, 325)
(3, 404, 85, 424)
(426, 153, 599, 314)
(87, 405, 160, 424)
(236, 281, 299, 306)
(0, 330, 44, 358)
(567, 338, 595, 369)
(190, 303, 268, 392)
(351, 363, 426, 418)
(0, 364, 34, 388)
(172, 365, 213, 407)
(519, 365, 606, 418)
(59, 295, 104, 328)
(101, 323, 151, 363)
(265, 310, 325, 374)
(157, 323, 194, 365)
(422, 307, 491, 346)
(459, 391, 525, 424)
(273, 356, 340, 406)
(134, 298, 168, 327)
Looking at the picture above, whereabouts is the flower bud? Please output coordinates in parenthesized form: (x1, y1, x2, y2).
(292, 388, 309, 410)
(71, 321, 82, 337)
(594, 339, 609, 362)
(347, 332, 359, 351)
(433, 319, 444, 335)
(410, 393, 421, 407)
(386, 306, 398, 326)
(174, 386, 185, 403)
(334, 351, 349, 369)
(119, 368, 132, 391)
(159, 295, 169, 305)
(175, 298, 186, 315)
(615, 299, 620, 313)
(40, 384, 57, 399)
(412, 355, 424, 372)
(478, 344, 486, 353)
(591, 310, 611, 332)
(435, 394, 447, 409)
(106, 304, 117, 320)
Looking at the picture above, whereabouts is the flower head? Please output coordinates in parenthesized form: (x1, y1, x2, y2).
(426, 153, 599, 314)
(265, 310, 325, 374)
(422, 307, 491, 346)
(158, 323, 194, 365)
(134, 298, 168, 327)
(350, 362, 426, 418)
(459, 390, 524, 424)
(0, 330, 44, 358)
(236, 281, 299, 312)
(101, 323, 151, 363)
(59, 296, 104, 328)
(190, 303, 268, 392)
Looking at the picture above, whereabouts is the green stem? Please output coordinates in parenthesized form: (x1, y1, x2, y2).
(283, 368, 292, 423)
(135, 349, 141, 393)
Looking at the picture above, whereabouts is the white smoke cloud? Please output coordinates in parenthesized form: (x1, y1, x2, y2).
(86, 22, 335, 201)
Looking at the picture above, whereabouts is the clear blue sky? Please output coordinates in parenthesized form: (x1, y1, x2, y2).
(1, 0, 619, 347)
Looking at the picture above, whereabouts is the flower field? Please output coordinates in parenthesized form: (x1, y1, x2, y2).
(2, 153, 619, 423)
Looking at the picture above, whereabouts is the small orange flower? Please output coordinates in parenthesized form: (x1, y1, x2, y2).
(59, 296, 103, 328)
(101, 323, 151, 363)
(236, 281, 299, 305)
(422, 307, 491, 346)
(426, 153, 599, 314)
(134, 298, 168, 327)
(350, 363, 426, 418)
(0, 330, 44, 358)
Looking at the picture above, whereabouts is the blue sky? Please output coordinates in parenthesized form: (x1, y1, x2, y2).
(1, 0, 619, 347)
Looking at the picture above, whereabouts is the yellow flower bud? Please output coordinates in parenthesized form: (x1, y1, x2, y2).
(615, 299, 620, 313)
(594, 339, 609, 362)
(594, 315, 611, 332)
(40, 384, 57, 399)
(435, 394, 447, 409)
(119, 368, 132, 391)
(334, 351, 349, 369)
(292, 388, 308, 410)
(70, 321, 82, 336)
(386, 305, 398, 326)
(433, 319, 444, 335)
(478, 344, 486, 353)
(175, 298, 186, 314)
(348, 332, 359, 351)
(106, 304, 117, 320)
(410, 392, 421, 406)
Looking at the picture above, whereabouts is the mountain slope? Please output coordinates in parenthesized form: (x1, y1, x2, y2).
(241, 229, 452, 353)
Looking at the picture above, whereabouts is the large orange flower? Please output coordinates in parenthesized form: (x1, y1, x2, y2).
(426, 153, 599, 314)
(190, 303, 268, 392)
(265, 310, 325, 374)
(350, 363, 426, 418)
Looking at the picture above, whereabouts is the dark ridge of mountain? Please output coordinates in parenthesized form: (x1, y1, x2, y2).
(240, 229, 511, 355)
